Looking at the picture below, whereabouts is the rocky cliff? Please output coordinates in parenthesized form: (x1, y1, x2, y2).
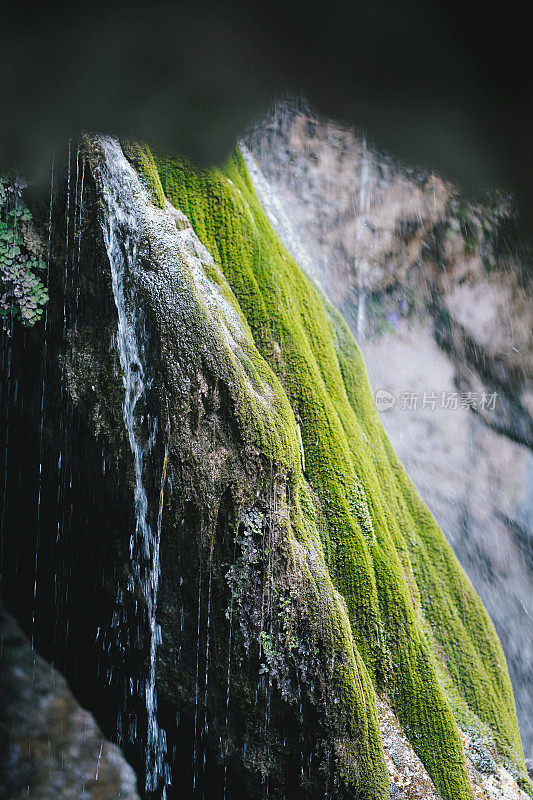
(0, 132, 531, 800)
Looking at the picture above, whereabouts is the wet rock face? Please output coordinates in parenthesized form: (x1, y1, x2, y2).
(1, 135, 531, 800)
(1, 144, 149, 789)
(1, 140, 378, 800)
(0, 612, 140, 800)
(244, 101, 533, 759)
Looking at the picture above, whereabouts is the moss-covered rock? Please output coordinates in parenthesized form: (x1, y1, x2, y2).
(4, 135, 530, 800)
(121, 140, 166, 209)
(147, 145, 531, 798)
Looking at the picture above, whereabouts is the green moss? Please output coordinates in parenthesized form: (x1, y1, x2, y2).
(124, 145, 531, 798)
(121, 141, 166, 208)
(327, 283, 531, 791)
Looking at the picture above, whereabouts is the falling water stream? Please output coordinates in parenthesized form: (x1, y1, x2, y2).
(354, 138, 372, 343)
(96, 137, 169, 798)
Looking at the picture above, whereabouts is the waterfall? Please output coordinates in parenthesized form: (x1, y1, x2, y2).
(96, 136, 169, 798)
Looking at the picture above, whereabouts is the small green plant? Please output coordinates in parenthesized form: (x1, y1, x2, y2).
(0, 175, 49, 326)
(259, 630, 275, 661)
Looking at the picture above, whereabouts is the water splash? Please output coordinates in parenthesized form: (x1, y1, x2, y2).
(96, 136, 169, 798)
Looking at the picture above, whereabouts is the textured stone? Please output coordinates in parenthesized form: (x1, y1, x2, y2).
(0, 612, 140, 800)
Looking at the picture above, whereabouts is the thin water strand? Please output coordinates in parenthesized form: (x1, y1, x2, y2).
(96, 136, 169, 798)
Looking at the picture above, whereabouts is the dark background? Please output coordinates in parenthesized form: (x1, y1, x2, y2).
(1, 1, 533, 230)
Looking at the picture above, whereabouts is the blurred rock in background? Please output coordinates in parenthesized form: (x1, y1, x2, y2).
(0, 611, 139, 800)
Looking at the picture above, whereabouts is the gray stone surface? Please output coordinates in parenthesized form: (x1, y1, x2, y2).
(0, 612, 140, 800)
